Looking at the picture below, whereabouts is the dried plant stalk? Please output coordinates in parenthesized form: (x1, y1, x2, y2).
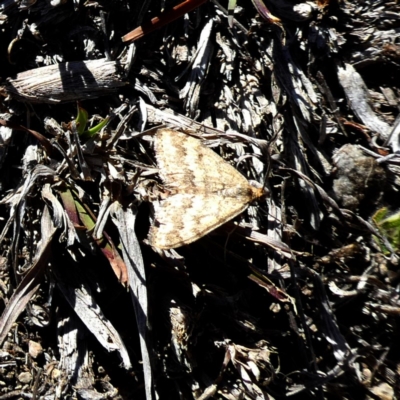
(2, 59, 126, 104)
(122, 0, 208, 43)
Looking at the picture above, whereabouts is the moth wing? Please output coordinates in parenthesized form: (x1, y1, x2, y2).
(149, 193, 250, 249)
(154, 129, 249, 189)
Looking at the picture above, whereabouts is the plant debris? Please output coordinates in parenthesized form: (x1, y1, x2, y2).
(1, 59, 127, 104)
(0, 0, 400, 399)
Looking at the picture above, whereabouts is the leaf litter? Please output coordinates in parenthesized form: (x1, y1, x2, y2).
(0, 0, 400, 399)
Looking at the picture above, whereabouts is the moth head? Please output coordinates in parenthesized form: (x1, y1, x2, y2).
(248, 180, 269, 202)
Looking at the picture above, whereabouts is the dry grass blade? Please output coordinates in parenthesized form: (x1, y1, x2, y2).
(58, 187, 129, 283)
(58, 312, 93, 391)
(180, 18, 214, 117)
(240, 227, 294, 258)
(54, 265, 132, 370)
(309, 268, 350, 361)
(109, 202, 152, 400)
(42, 184, 76, 246)
(337, 63, 391, 143)
(0, 119, 53, 155)
(0, 207, 56, 346)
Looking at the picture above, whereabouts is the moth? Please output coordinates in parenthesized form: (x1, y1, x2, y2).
(148, 129, 267, 249)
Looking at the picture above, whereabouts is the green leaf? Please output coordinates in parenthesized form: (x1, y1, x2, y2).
(372, 207, 400, 252)
(75, 104, 89, 135)
(372, 207, 389, 225)
(227, 0, 236, 27)
(81, 116, 110, 139)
